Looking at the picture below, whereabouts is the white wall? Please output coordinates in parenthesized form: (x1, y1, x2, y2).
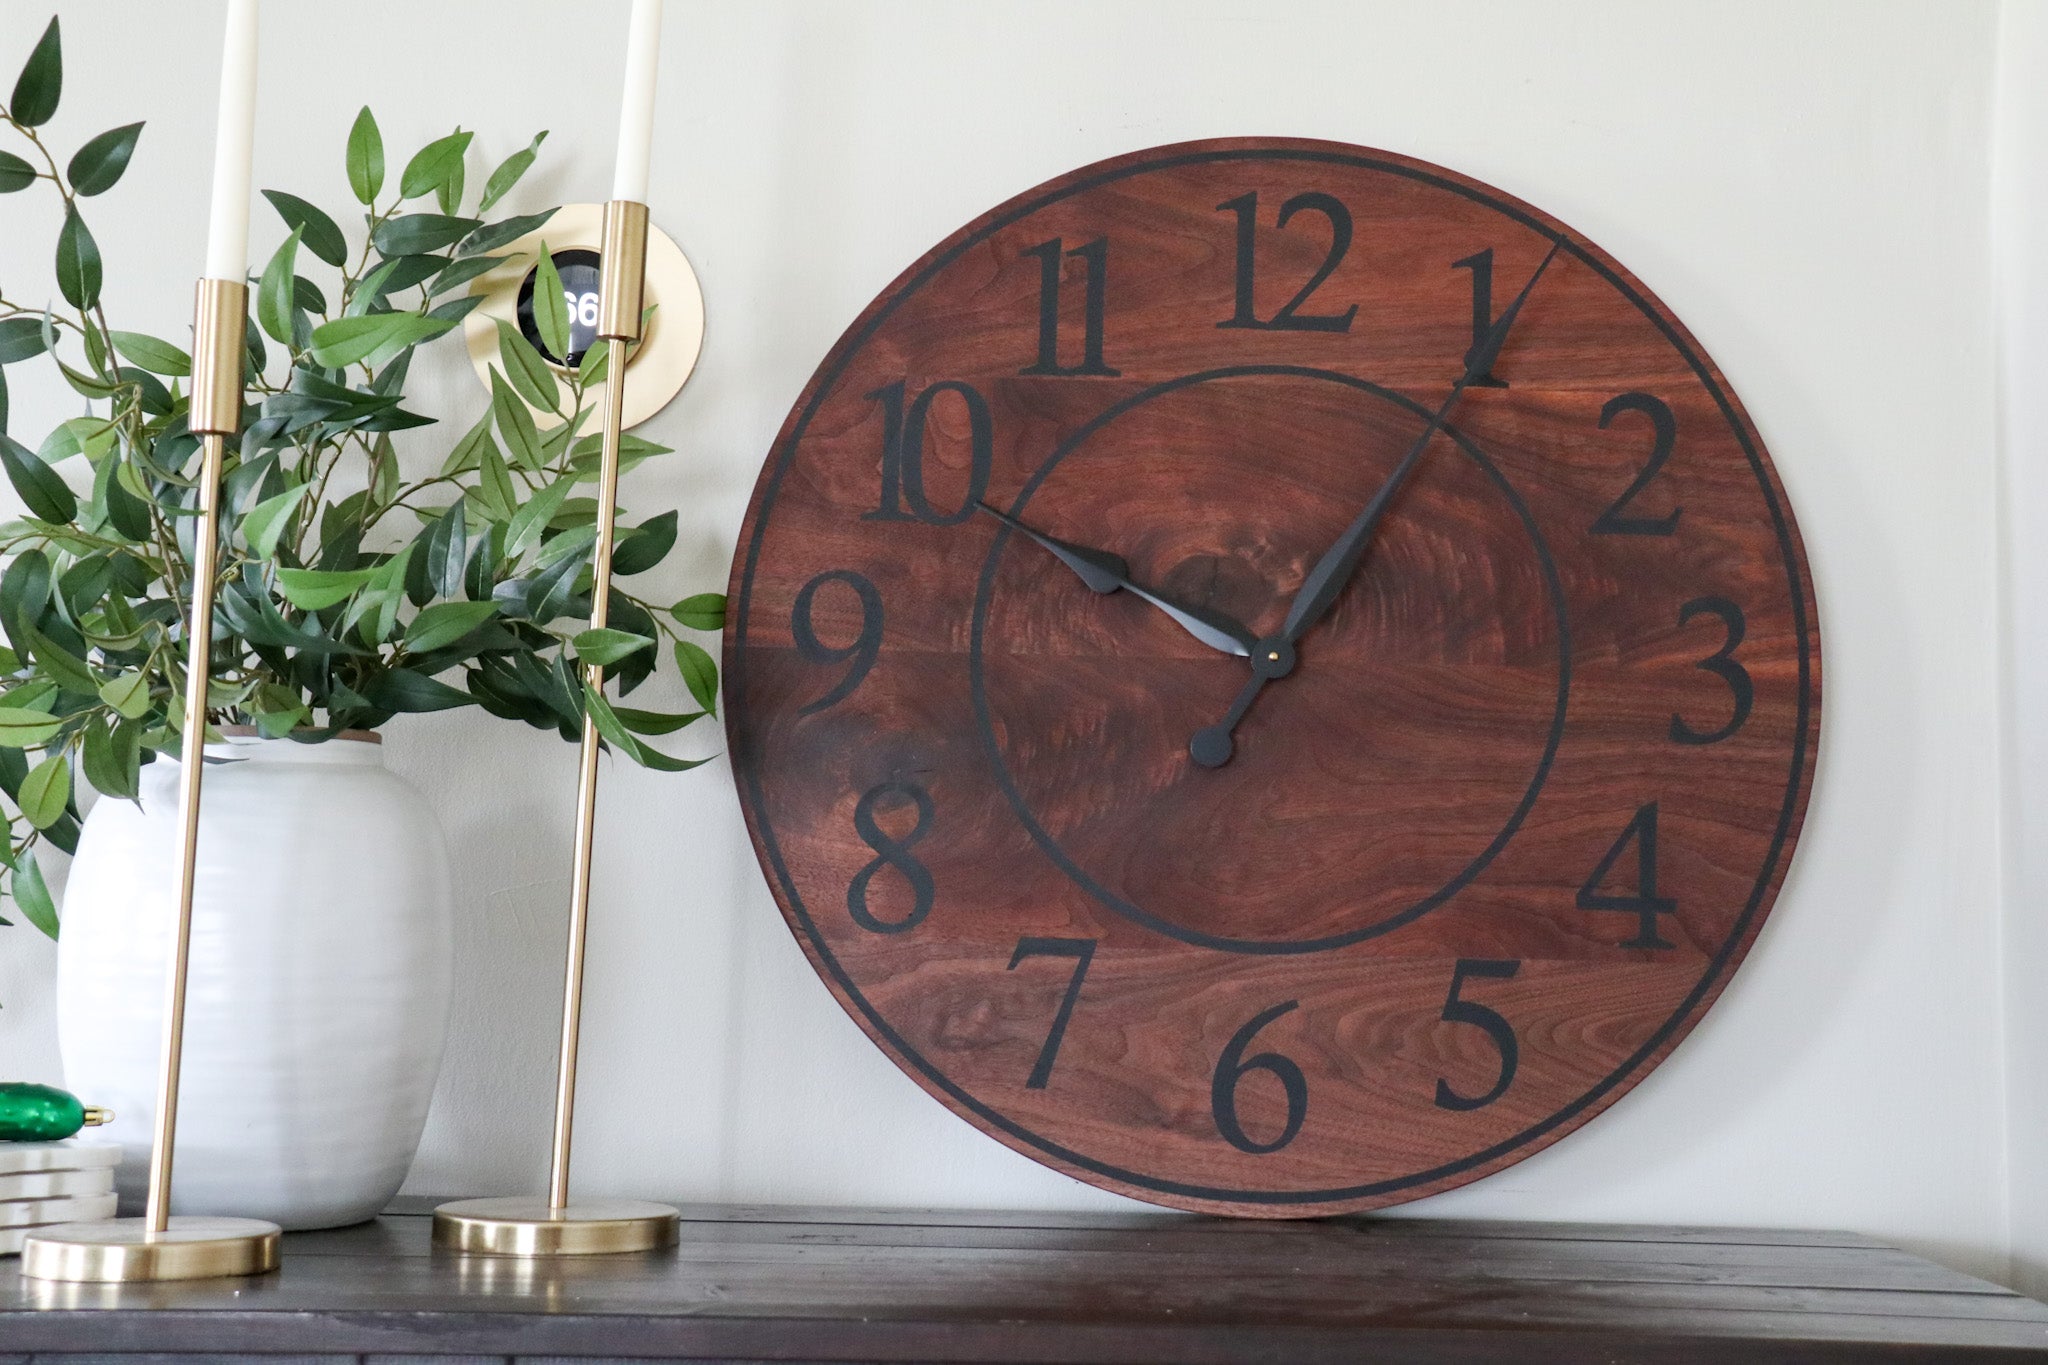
(0, 0, 2023, 1285)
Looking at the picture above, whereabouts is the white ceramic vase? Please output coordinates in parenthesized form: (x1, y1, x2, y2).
(55, 732, 453, 1230)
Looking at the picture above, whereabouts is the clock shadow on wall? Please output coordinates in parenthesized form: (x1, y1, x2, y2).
(725, 137, 1820, 1217)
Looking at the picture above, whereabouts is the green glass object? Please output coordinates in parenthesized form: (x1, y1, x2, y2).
(0, 1081, 111, 1141)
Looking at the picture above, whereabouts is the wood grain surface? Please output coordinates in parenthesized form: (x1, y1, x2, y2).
(0, 1208, 2038, 1363)
(725, 138, 1821, 1216)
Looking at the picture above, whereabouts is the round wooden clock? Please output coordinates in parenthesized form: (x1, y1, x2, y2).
(724, 137, 1820, 1216)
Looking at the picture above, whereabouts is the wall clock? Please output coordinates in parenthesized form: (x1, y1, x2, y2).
(724, 137, 1820, 1216)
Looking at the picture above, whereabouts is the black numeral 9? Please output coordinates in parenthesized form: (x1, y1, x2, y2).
(792, 569, 882, 714)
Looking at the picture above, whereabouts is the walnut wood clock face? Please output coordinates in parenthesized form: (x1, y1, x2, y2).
(725, 138, 1820, 1216)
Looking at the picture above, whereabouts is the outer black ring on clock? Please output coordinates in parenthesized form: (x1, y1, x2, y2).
(728, 141, 1818, 1204)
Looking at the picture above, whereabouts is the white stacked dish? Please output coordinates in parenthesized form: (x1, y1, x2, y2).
(0, 1141, 119, 1254)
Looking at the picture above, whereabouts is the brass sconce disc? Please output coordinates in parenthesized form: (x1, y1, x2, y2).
(431, 1195, 680, 1257)
(19, 1216, 281, 1283)
(462, 202, 704, 431)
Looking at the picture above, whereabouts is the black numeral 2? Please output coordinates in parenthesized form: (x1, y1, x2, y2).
(1216, 191, 1358, 333)
(862, 379, 992, 525)
(1007, 937, 1095, 1089)
(1577, 802, 1678, 950)
(1590, 392, 1682, 535)
(848, 781, 934, 933)
(1020, 237, 1118, 377)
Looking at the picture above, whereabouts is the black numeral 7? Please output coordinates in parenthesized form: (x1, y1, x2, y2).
(1008, 937, 1095, 1089)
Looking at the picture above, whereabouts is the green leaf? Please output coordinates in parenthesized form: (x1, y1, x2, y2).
(261, 189, 347, 267)
(493, 318, 558, 412)
(674, 639, 719, 715)
(81, 715, 138, 801)
(55, 207, 101, 310)
(573, 627, 654, 667)
(489, 367, 545, 469)
(504, 477, 572, 561)
(584, 685, 709, 773)
(241, 483, 311, 559)
(0, 149, 34, 193)
(422, 501, 468, 597)
(474, 433, 517, 523)
(275, 566, 377, 611)
(365, 668, 474, 713)
(0, 707, 61, 747)
(346, 105, 383, 205)
(403, 599, 498, 653)
(19, 753, 69, 829)
(8, 17, 61, 128)
(612, 705, 705, 736)
(97, 671, 150, 720)
(308, 312, 455, 369)
(671, 591, 726, 631)
(67, 121, 143, 196)
(11, 851, 58, 938)
(0, 433, 75, 523)
(0, 317, 47, 362)
(439, 412, 495, 477)
(26, 623, 97, 698)
(399, 129, 472, 202)
(256, 225, 303, 347)
(373, 213, 479, 257)
(428, 252, 502, 298)
(532, 245, 571, 363)
(107, 330, 190, 377)
(612, 511, 679, 577)
(456, 208, 555, 258)
(478, 131, 546, 212)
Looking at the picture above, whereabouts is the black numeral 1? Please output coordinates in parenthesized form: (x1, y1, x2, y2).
(1020, 237, 1119, 377)
(1216, 191, 1358, 333)
(1451, 249, 1510, 389)
(1577, 802, 1678, 950)
(1007, 937, 1095, 1089)
(862, 379, 992, 525)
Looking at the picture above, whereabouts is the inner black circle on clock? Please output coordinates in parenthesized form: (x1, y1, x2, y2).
(970, 366, 1571, 955)
(517, 247, 602, 368)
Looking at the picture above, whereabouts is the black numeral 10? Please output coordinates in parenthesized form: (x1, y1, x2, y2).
(862, 379, 992, 525)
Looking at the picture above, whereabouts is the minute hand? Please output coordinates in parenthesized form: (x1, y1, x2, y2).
(1280, 239, 1563, 644)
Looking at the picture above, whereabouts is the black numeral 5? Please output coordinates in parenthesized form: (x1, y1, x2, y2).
(1434, 959, 1520, 1111)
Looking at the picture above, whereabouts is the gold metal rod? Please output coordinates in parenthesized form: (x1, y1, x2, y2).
(542, 200, 648, 1214)
(144, 278, 246, 1236)
(547, 334, 628, 1213)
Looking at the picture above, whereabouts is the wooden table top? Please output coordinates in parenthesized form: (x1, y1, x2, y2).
(3, 1201, 2045, 1362)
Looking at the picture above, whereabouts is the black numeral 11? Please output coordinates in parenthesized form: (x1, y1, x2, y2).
(1020, 237, 1119, 377)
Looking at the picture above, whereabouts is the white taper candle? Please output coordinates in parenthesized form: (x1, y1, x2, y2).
(202, 0, 259, 281)
(611, 0, 662, 203)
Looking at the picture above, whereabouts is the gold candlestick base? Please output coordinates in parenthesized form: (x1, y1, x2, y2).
(19, 1216, 281, 1283)
(431, 1196, 678, 1257)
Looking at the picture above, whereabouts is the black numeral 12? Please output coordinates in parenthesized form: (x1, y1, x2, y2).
(1216, 191, 1358, 332)
(1020, 237, 1119, 377)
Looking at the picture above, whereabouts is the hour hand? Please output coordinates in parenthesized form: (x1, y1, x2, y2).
(975, 502, 1254, 657)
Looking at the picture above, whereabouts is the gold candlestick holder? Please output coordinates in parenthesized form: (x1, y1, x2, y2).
(433, 201, 679, 1258)
(21, 280, 283, 1284)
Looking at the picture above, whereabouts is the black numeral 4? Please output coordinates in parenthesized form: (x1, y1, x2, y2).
(1577, 802, 1678, 950)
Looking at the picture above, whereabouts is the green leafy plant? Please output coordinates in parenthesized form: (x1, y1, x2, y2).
(0, 16, 723, 949)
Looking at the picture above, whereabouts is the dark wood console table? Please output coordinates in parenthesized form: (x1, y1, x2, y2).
(2, 1202, 2044, 1362)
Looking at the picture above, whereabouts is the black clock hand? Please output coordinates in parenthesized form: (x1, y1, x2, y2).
(1282, 238, 1563, 642)
(976, 501, 1255, 657)
(1190, 238, 1564, 769)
